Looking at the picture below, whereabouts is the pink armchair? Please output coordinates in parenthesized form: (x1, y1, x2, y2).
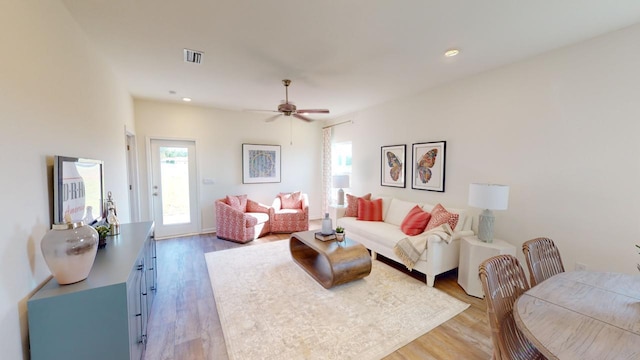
(269, 192, 309, 233)
(215, 195, 271, 243)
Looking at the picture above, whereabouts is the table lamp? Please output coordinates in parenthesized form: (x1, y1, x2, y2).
(468, 183, 510, 243)
(332, 175, 350, 205)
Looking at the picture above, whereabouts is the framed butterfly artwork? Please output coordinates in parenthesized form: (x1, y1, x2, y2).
(411, 141, 446, 192)
(381, 144, 406, 188)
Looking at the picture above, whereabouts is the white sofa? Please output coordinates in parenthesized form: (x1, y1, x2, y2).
(335, 196, 473, 287)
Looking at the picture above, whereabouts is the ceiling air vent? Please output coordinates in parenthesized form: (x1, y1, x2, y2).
(183, 48, 204, 64)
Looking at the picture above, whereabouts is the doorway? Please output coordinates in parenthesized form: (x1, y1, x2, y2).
(149, 139, 199, 238)
(125, 132, 140, 223)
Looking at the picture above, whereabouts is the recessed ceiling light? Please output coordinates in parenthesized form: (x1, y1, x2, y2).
(444, 49, 460, 57)
(182, 97, 192, 102)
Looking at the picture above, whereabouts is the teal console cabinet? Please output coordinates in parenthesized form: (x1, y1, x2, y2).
(28, 222, 157, 360)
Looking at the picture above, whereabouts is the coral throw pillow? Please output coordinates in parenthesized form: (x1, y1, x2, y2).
(279, 191, 302, 209)
(226, 194, 248, 212)
(357, 198, 383, 221)
(345, 193, 371, 217)
(425, 203, 459, 231)
(400, 205, 431, 236)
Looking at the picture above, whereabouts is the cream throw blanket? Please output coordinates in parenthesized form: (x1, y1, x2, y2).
(394, 224, 466, 271)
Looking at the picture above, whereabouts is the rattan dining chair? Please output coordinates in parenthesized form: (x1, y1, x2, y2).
(522, 237, 565, 287)
(479, 255, 546, 360)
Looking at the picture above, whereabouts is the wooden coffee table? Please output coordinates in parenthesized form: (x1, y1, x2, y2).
(289, 231, 372, 289)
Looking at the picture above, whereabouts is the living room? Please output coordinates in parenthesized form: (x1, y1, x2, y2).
(3, 1, 640, 359)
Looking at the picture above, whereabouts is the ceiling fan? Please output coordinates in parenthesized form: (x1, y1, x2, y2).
(255, 79, 330, 122)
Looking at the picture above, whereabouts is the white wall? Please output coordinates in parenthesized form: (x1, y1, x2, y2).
(133, 99, 324, 232)
(4, 3, 638, 356)
(0, 1, 134, 358)
(328, 23, 640, 274)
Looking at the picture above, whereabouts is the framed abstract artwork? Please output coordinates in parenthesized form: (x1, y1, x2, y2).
(411, 141, 446, 192)
(381, 144, 406, 188)
(242, 144, 281, 184)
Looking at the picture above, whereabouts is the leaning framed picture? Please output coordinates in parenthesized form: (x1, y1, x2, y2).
(242, 144, 281, 184)
(381, 144, 406, 188)
(411, 141, 446, 192)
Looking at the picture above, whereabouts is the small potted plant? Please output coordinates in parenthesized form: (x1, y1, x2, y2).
(96, 225, 110, 248)
(335, 226, 345, 242)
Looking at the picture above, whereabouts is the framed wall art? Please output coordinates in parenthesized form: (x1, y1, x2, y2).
(381, 144, 406, 188)
(411, 141, 446, 192)
(242, 144, 281, 184)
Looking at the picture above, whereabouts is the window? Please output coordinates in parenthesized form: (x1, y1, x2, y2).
(331, 141, 352, 203)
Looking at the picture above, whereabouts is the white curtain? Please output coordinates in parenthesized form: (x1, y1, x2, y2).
(322, 127, 332, 214)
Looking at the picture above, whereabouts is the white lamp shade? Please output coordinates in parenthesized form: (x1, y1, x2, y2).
(332, 175, 350, 188)
(468, 183, 510, 210)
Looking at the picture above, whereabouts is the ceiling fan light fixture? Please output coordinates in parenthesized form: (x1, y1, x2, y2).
(444, 48, 460, 57)
(253, 79, 330, 122)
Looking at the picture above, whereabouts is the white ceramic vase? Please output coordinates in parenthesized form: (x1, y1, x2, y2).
(41, 221, 99, 285)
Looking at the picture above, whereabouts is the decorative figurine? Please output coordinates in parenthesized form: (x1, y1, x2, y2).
(106, 191, 120, 235)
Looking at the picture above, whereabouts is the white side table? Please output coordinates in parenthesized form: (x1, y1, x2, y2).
(328, 204, 347, 224)
(458, 236, 516, 298)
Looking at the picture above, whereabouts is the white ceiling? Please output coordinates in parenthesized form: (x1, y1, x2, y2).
(61, 0, 640, 119)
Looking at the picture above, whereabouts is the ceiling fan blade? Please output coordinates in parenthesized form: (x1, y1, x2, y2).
(265, 114, 283, 122)
(296, 109, 330, 114)
(293, 113, 313, 122)
(244, 109, 280, 113)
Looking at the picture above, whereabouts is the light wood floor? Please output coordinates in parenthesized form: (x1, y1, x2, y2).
(144, 221, 493, 360)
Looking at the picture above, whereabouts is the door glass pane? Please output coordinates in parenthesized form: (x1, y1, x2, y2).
(159, 146, 190, 225)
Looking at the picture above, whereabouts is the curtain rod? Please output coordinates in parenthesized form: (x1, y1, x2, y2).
(322, 120, 353, 129)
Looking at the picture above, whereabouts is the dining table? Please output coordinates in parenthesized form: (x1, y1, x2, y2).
(514, 271, 640, 360)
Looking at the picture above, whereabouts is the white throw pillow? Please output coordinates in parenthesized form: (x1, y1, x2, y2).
(422, 203, 436, 213)
(372, 195, 393, 221)
(452, 209, 468, 231)
(385, 198, 421, 227)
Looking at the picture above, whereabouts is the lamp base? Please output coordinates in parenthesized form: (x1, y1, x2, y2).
(478, 209, 495, 243)
(337, 188, 345, 206)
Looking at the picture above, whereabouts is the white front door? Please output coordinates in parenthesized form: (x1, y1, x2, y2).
(150, 139, 199, 238)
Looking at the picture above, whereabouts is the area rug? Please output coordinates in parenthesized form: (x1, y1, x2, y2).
(205, 240, 469, 360)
